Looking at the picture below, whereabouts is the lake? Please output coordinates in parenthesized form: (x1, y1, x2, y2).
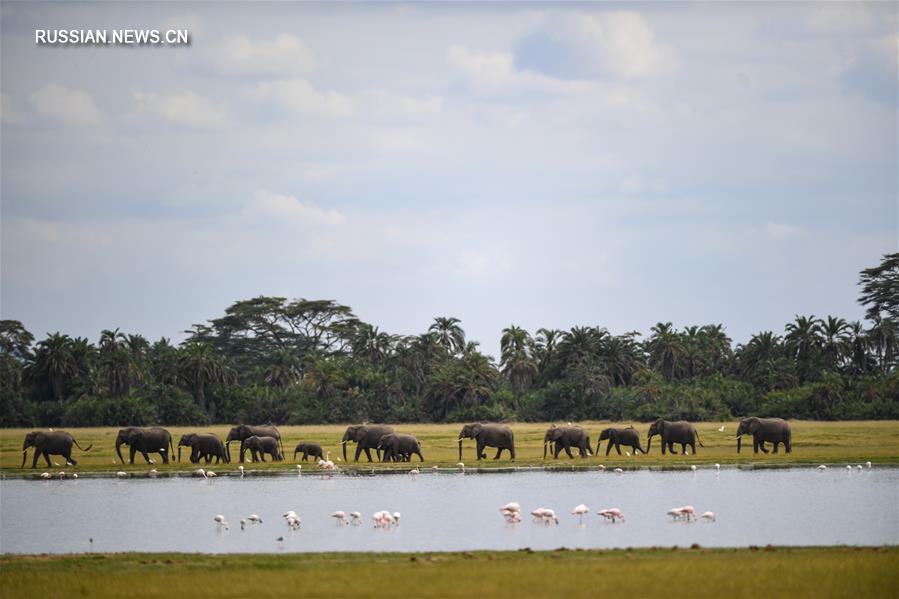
(1, 467, 896, 554)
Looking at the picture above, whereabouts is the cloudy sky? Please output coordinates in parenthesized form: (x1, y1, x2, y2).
(1, 2, 896, 357)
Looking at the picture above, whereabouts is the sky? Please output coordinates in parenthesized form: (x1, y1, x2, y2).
(1, 2, 897, 358)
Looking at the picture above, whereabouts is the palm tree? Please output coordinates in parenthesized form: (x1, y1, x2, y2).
(821, 316, 850, 371)
(845, 321, 871, 375)
(98, 329, 141, 398)
(533, 328, 563, 378)
(352, 324, 394, 364)
(646, 323, 686, 381)
(28, 333, 77, 401)
(263, 348, 301, 388)
(178, 342, 234, 419)
(500, 325, 537, 396)
(736, 331, 797, 392)
(868, 315, 897, 374)
(785, 315, 824, 383)
(599, 334, 643, 386)
(429, 317, 465, 355)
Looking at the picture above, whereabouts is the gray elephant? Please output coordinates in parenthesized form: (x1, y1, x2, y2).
(115, 427, 174, 465)
(22, 430, 93, 468)
(242, 435, 282, 462)
(544, 425, 592, 459)
(178, 433, 228, 464)
(226, 424, 282, 463)
(596, 427, 646, 456)
(646, 419, 704, 455)
(341, 424, 394, 462)
(293, 442, 324, 462)
(377, 433, 424, 462)
(458, 422, 515, 461)
(737, 417, 792, 454)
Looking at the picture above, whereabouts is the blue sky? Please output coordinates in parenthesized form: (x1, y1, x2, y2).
(1, 2, 896, 357)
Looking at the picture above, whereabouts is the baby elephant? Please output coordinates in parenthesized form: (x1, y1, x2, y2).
(596, 427, 646, 456)
(377, 433, 424, 462)
(293, 442, 324, 462)
(242, 435, 283, 462)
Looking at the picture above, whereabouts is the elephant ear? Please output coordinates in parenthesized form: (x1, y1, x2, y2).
(748, 419, 761, 433)
(34, 432, 47, 445)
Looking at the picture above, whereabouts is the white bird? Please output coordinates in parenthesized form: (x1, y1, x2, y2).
(213, 515, 229, 530)
(572, 504, 589, 524)
(625, 451, 631, 457)
(846, 465, 852, 471)
(247, 514, 262, 524)
(350, 511, 362, 525)
(457, 462, 465, 473)
(817, 465, 827, 471)
(690, 465, 697, 472)
(866, 461, 872, 468)
(40, 472, 51, 479)
(148, 469, 158, 478)
(331, 511, 349, 525)
(678, 506, 696, 521)
(392, 512, 401, 525)
(286, 516, 301, 530)
(500, 502, 521, 514)
(116, 471, 128, 478)
(240, 519, 246, 531)
(597, 508, 624, 523)
(614, 468, 624, 474)
(409, 468, 420, 476)
(58, 471, 66, 479)
(714, 463, 721, 472)
(296, 465, 302, 475)
(72, 473, 78, 479)
(597, 465, 606, 471)
(702, 511, 716, 522)
(238, 466, 245, 478)
(502, 510, 522, 524)
(148, 459, 156, 465)
(856, 465, 863, 470)
(205, 470, 217, 478)
(718, 425, 726, 432)
(194, 469, 208, 479)
(531, 508, 558, 525)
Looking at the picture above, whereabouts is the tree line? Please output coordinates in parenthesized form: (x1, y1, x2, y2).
(1, 254, 896, 427)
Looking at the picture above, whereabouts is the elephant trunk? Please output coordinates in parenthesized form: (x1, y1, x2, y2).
(543, 440, 549, 459)
(178, 445, 182, 462)
(458, 438, 463, 462)
(21, 440, 29, 468)
(341, 438, 348, 462)
(737, 435, 742, 453)
(646, 434, 653, 453)
(115, 438, 126, 464)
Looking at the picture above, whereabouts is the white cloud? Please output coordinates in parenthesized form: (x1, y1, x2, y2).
(805, 4, 873, 34)
(30, 84, 101, 125)
(253, 79, 354, 117)
(362, 90, 443, 121)
(211, 34, 315, 75)
(763, 222, 807, 239)
(132, 90, 229, 128)
(245, 191, 346, 227)
(576, 11, 678, 79)
(448, 46, 594, 95)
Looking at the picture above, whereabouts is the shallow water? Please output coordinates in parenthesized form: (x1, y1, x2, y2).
(1, 468, 896, 554)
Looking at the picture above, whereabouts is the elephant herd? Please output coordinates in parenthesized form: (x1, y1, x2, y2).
(18, 417, 793, 469)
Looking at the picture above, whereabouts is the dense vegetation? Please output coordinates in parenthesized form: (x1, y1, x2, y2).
(1, 254, 896, 427)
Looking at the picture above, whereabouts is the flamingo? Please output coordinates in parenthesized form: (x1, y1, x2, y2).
(572, 504, 589, 524)
(457, 462, 465, 473)
(393, 512, 401, 525)
(500, 502, 521, 514)
(350, 511, 362, 525)
(866, 461, 872, 468)
(331, 511, 349, 525)
(678, 506, 696, 521)
(856, 465, 863, 470)
(213, 515, 229, 530)
(503, 511, 521, 523)
(296, 465, 302, 475)
(409, 468, 420, 477)
(238, 466, 245, 478)
(148, 469, 158, 478)
(846, 465, 852, 471)
(72, 473, 78, 479)
(40, 472, 51, 479)
(714, 463, 720, 472)
(690, 465, 697, 472)
(247, 514, 262, 524)
(597, 465, 606, 471)
(194, 469, 208, 479)
(702, 511, 716, 522)
(116, 471, 128, 478)
(598, 508, 624, 523)
(240, 519, 246, 530)
(205, 470, 217, 479)
(614, 468, 624, 474)
(817, 465, 827, 471)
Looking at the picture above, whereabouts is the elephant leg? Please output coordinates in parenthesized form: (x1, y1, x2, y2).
(615, 443, 622, 456)
(42, 451, 52, 467)
(129, 446, 137, 464)
(759, 442, 769, 454)
(772, 442, 780, 454)
(493, 447, 502, 460)
(353, 445, 363, 462)
(363, 447, 374, 462)
(785, 440, 792, 453)
(661, 441, 667, 455)
(376, 448, 382, 461)
(564, 445, 574, 459)
(605, 442, 612, 456)
(161, 449, 170, 465)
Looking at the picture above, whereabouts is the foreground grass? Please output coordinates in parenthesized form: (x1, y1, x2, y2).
(2, 421, 897, 476)
(1, 547, 896, 598)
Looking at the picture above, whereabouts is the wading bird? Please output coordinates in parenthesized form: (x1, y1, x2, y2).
(238, 466, 244, 478)
(214, 515, 229, 530)
(597, 508, 624, 523)
(572, 504, 589, 524)
(247, 514, 262, 524)
(457, 462, 465, 473)
(116, 471, 128, 478)
(331, 511, 349, 525)
(702, 511, 716, 522)
(350, 512, 362, 525)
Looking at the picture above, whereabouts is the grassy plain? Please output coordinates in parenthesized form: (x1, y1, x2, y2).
(1, 421, 897, 476)
(1, 547, 897, 598)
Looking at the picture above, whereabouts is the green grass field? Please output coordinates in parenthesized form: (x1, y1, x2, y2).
(1, 547, 896, 598)
(2, 421, 897, 476)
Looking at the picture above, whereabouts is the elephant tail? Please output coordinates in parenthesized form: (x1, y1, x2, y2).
(170, 437, 175, 458)
(695, 429, 705, 448)
(73, 439, 93, 452)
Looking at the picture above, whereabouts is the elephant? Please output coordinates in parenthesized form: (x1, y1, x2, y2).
(543, 425, 592, 459)
(178, 433, 228, 464)
(377, 433, 424, 462)
(458, 422, 515, 461)
(646, 419, 705, 455)
(341, 424, 394, 462)
(596, 427, 646, 456)
(115, 427, 174, 465)
(293, 442, 324, 462)
(736, 417, 792, 454)
(225, 424, 282, 463)
(242, 435, 283, 462)
(22, 431, 92, 468)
